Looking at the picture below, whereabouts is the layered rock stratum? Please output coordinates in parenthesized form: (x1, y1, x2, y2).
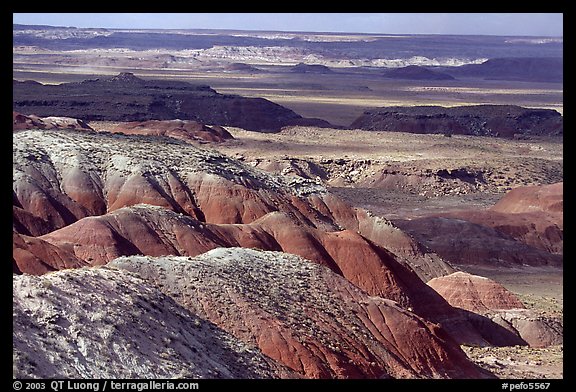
(13, 128, 530, 351)
(428, 271, 526, 314)
(12, 128, 453, 283)
(12, 124, 562, 377)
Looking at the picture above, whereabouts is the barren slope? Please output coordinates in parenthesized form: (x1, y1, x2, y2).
(428, 272, 563, 348)
(13, 267, 294, 379)
(110, 248, 491, 379)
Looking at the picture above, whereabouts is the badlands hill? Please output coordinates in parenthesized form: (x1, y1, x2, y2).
(13, 266, 295, 378)
(428, 272, 562, 348)
(394, 182, 563, 268)
(12, 127, 454, 282)
(13, 72, 333, 132)
(14, 127, 542, 360)
(110, 248, 489, 379)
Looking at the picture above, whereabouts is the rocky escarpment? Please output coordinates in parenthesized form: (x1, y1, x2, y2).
(13, 266, 294, 378)
(12, 73, 333, 132)
(350, 105, 563, 138)
(110, 248, 491, 379)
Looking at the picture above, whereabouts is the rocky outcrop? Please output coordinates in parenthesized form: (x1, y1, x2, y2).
(350, 105, 563, 138)
(13, 267, 294, 378)
(108, 120, 233, 143)
(13, 73, 334, 132)
(110, 248, 491, 379)
(13, 111, 93, 131)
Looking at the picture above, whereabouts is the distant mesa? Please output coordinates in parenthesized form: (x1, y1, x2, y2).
(290, 63, 334, 74)
(383, 65, 455, 80)
(350, 104, 563, 138)
(445, 57, 563, 83)
(224, 62, 262, 73)
(13, 73, 334, 132)
(106, 71, 146, 84)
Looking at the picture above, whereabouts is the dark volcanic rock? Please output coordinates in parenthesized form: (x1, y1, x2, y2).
(383, 65, 455, 80)
(13, 73, 333, 132)
(350, 105, 563, 138)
